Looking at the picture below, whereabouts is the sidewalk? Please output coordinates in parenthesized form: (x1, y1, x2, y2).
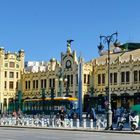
(0, 125, 140, 135)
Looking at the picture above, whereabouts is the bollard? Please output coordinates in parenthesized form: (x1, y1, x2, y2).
(31, 118, 34, 127)
(47, 118, 49, 127)
(96, 118, 101, 130)
(5, 118, 7, 126)
(22, 117, 25, 126)
(29, 118, 31, 126)
(76, 119, 80, 128)
(9, 118, 12, 126)
(1, 118, 4, 125)
(83, 119, 86, 128)
(70, 119, 73, 128)
(64, 119, 66, 127)
(52, 118, 54, 128)
(13, 117, 16, 126)
(90, 119, 93, 129)
(44, 118, 47, 127)
(36, 118, 39, 127)
(41, 118, 44, 127)
(58, 119, 61, 128)
(26, 118, 29, 126)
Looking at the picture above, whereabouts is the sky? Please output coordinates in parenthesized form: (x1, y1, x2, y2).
(0, 0, 140, 62)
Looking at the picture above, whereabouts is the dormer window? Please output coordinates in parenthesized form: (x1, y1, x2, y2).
(9, 62, 15, 68)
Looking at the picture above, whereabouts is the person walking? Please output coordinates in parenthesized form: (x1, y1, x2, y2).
(58, 107, 66, 126)
(59, 107, 66, 121)
(91, 107, 96, 121)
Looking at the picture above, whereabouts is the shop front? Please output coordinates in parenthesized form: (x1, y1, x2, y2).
(120, 93, 130, 111)
(134, 93, 140, 105)
(111, 94, 118, 110)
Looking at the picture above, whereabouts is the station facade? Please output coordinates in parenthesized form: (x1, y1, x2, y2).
(0, 42, 140, 113)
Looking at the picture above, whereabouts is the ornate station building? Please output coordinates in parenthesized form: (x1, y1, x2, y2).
(21, 41, 92, 113)
(0, 47, 25, 113)
(22, 42, 92, 100)
(0, 41, 140, 113)
(91, 43, 140, 112)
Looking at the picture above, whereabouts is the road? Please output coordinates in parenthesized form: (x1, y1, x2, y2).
(0, 127, 139, 140)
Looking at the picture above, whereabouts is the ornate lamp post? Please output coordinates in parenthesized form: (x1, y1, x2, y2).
(59, 77, 63, 97)
(18, 90, 22, 111)
(56, 73, 70, 97)
(58, 67, 63, 97)
(98, 32, 118, 130)
(50, 87, 54, 119)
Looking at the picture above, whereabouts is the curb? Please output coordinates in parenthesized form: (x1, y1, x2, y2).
(0, 125, 140, 134)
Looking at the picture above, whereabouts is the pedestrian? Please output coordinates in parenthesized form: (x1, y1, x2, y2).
(91, 107, 96, 121)
(59, 107, 66, 121)
(12, 110, 17, 117)
(86, 106, 90, 118)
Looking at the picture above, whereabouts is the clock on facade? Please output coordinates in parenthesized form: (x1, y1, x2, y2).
(66, 60, 71, 68)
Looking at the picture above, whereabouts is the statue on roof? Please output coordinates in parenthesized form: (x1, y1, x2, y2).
(67, 39, 74, 53)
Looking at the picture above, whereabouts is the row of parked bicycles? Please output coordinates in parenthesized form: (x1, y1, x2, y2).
(0, 112, 139, 131)
(0, 113, 107, 129)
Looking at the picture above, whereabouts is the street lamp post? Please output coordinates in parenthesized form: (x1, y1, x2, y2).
(50, 87, 54, 119)
(59, 77, 63, 97)
(98, 32, 118, 130)
(58, 67, 63, 97)
(18, 90, 22, 111)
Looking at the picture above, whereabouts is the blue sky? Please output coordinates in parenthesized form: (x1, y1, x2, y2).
(0, 0, 140, 62)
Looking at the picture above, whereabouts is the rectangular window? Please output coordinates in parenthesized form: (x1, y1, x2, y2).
(53, 78, 55, 87)
(36, 80, 38, 89)
(67, 75, 70, 86)
(9, 62, 15, 68)
(16, 82, 18, 89)
(134, 71, 138, 83)
(84, 74, 86, 84)
(98, 74, 101, 85)
(49, 79, 52, 88)
(33, 80, 35, 89)
(110, 73, 113, 84)
(5, 63, 8, 67)
(41, 79, 44, 88)
(121, 72, 125, 83)
(139, 70, 140, 82)
(16, 64, 19, 68)
(87, 74, 90, 84)
(102, 74, 105, 85)
(71, 75, 73, 85)
(76, 74, 78, 85)
(126, 71, 130, 83)
(114, 73, 117, 84)
(4, 81, 7, 89)
(16, 72, 19, 78)
(28, 81, 30, 89)
(5, 71, 7, 78)
(9, 72, 14, 78)
(44, 79, 46, 88)
(25, 81, 28, 90)
(9, 81, 14, 89)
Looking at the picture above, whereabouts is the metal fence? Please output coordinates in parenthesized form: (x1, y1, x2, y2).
(0, 114, 107, 130)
